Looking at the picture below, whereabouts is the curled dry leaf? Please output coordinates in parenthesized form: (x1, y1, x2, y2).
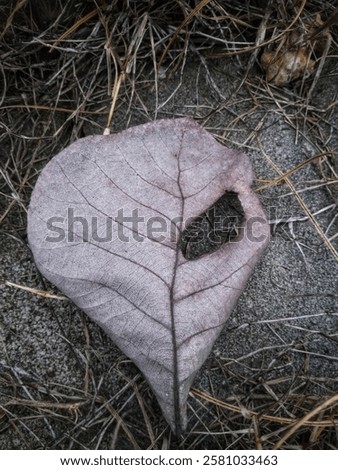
(27, 118, 269, 434)
(261, 14, 331, 86)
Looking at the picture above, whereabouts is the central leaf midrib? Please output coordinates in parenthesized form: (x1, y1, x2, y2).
(169, 149, 185, 436)
(169, 240, 181, 435)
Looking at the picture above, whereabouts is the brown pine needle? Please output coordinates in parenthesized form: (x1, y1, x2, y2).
(274, 394, 338, 449)
(1, 279, 67, 300)
(256, 152, 338, 191)
(257, 138, 338, 261)
(50, 9, 99, 50)
(157, 0, 211, 69)
(192, 388, 338, 428)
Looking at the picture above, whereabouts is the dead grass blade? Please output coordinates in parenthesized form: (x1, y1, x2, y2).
(256, 152, 338, 191)
(274, 394, 338, 449)
(192, 388, 338, 428)
(0, 0, 27, 40)
(1, 279, 67, 300)
(157, 0, 212, 69)
(51, 9, 99, 50)
(257, 138, 338, 261)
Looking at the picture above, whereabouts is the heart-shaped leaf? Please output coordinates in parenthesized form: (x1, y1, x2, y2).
(27, 118, 269, 434)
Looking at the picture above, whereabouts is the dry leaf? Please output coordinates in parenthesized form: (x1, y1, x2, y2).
(27, 118, 269, 434)
(261, 15, 330, 86)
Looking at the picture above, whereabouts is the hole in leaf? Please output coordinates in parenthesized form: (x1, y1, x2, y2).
(180, 191, 245, 260)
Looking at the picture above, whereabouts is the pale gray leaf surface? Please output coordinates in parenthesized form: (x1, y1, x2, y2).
(27, 118, 269, 434)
